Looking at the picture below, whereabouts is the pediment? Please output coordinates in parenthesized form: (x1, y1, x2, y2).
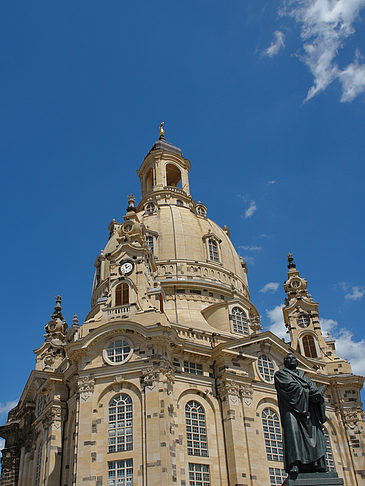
(215, 331, 316, 372)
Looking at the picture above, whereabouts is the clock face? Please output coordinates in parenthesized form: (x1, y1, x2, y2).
(291, 279, 300, 288)
(119, 261, 134, 276)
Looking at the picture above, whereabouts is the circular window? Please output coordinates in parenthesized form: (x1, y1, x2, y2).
(196, 206, 206, 217)
(257, 354, 275, 382)
(145, 202, 155, 214)
(103, 338, 133, 365)
(123, 223, 133, 233)
(298, 315, 310, 328)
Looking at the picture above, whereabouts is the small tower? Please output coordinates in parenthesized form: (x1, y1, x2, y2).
(283, 254, 351, 374)
(34, 296, 68, 371)
(137, 122, 192, 206)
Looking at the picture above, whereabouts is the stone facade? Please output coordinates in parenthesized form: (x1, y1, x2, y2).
(1, 133, 364, 486)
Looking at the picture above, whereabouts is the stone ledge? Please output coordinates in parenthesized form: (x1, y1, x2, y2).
(282, 472, 344, 485)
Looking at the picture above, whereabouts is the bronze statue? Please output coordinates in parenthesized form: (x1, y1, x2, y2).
(275, 353, 327, 475)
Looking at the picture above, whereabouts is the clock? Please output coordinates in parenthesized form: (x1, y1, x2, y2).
(119, 260, 134, 276)
(291, 279, 301, 288)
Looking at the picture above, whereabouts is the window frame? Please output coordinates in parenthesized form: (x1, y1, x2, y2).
(185, 400, 209, 457)
(107, 458, 133, 486)
(103, 337, 133, 366)
(257, 354, 276, 383)
(230, 306, 249, 335)
(261, 407, 284, 463)
(108, 393, 133, 453)
(115, 282, 130, 307)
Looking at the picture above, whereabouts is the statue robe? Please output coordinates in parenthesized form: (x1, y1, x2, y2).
(274, 367, 327, 472)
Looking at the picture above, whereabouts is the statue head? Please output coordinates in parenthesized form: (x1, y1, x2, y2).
(284, 353, 298, 370)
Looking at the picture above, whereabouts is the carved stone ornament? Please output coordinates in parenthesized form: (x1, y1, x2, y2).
(342, 407, 364, 430)
(41, 406, 62, 430)
(78, 375, 95, 401)
(217, 379, 241, 404)
(140, 361, 175, 393)
(240, 384, 253, 407)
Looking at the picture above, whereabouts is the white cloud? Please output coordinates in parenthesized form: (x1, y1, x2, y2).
(0, 400, 17, 416)
(267, 180, 277, 185)
(260, 282, 280, 293)
(320, 318, 365, 376)
(266, 304, 287, 339)
(263, 30, 286, 57)
(345, 285, 365, 301)
(238, 245, 262, 251)
(0, 438, 4, 453)
(339, 282, 365, 301)
(319, 317, 338, 334)
(245, 200, 257, 218)
(278, 0, 365, 101)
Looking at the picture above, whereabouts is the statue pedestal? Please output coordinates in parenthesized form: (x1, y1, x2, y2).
(282, 472, 344, 485)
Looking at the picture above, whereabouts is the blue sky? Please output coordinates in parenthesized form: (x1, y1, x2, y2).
(1, 0, 365, 431)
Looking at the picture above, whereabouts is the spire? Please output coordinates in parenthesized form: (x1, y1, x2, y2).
(51, 295, 64, 321)
(72, 313, 79, 327)
(287, 252, 296, 269)
(44, 295, 68, 340)
(126, 194, 136, 212)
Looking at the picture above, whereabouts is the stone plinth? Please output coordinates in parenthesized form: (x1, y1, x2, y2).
(282, 471, 344, 486)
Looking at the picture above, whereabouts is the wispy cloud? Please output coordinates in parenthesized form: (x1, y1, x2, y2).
(273, 0, 365, 102)
(266, 304, 287, 339)
(345, 285, 365, 301)
(242, 255, 255, 265)
(320, 318, 365, 376)
(260, 282, 280, 293)
(245, 200, 257, 218)
(267, 180, 277, 185)
(238, 245, 262, 251)
(0, 400, 17, 416)
(338, 282, 365, 301)
(263, 30, 285, 57)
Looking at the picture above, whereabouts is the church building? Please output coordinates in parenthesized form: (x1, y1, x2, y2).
(1, 128, 364, 486)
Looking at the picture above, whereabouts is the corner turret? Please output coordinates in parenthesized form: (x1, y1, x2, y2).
(283, 254, 352, 375)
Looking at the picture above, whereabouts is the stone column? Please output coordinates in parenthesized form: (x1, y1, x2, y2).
(42, 405, 65, 486)
(216, 378, 253, 486)
(141, 361, 177, 486)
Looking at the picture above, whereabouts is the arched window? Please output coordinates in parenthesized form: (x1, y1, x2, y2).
(166, 164, 182, 187)
(231, 307, 249, 335)
(145, 168, 153, 193)
(115, 283, 129, 307)
(35, 442, 43, 486)
(324, 428, 335, 471)
(185, 401, 208, 456)
(196, 206, 206, 217)
(258, 355, 275, 382)
(302, 334, 317, 358)
(108, 394, 133, 453)
(208, 239, 219, 262)
(262, 408, 283, 462)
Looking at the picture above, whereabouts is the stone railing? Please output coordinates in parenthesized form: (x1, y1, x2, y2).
(163, 186, 186, 195)
(103, 305, 131, 318)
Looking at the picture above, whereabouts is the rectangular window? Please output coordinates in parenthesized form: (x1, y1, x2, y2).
(108, 459, 133, 486)
(208, 239, 219, 262)
(176, 289, 185, 294)
(183, 361, 203, 375)
(190, 289, 202, 295)
(146, 235, 154, 253)
(188, 464, 210, 486)
(269, 467, 287, 485)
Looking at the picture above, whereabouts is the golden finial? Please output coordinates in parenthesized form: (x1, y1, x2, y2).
(159, 122, 165, 139)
